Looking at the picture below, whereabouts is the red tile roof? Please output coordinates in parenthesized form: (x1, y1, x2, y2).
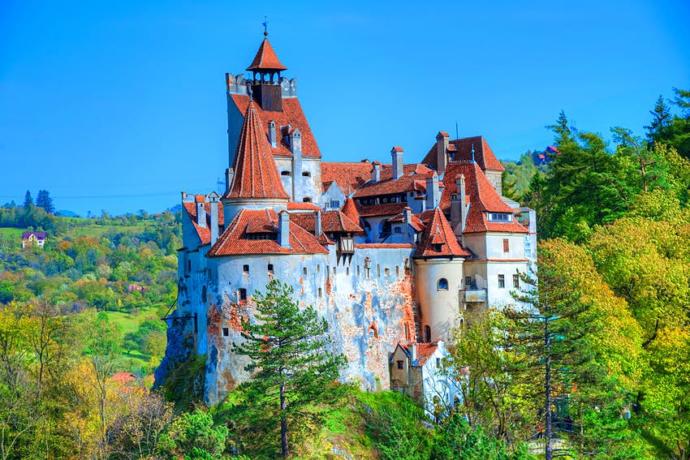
(388, 211, 424, 232)
(353, 173, 433, 199)
(341, 197, 360, 224)
(321, 161, 372, 195)
(183, 200, 225, 245)
(357, 202, 408, 218)
(246, 38, 287, 71)
(226, 101, 289, 200)
(398, 342, 440, 366)
(422, 135, 505, 172)
(441, 162, 527, 234)
(415, 208, 470, 258)
(208, 209, 328, 256)
(290, 210, 363, 234)
(450, 136, 504, 172)
(231, 94, 320, 158)
(354, 243, 414, 249)
(287, 202, 321, 212)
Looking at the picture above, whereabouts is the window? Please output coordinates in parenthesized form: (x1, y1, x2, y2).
(281, 171, 291, 176)
(394, 226, 402, 234)
(201, 286, 207, 303)
(318, 287, 323, 298)
(303, 267, 308, 276)
(302, 171, 311, 177)
(513, 274, 520, 289)
(346, 266, 350, 276)
(239, 288, 247, 302)
(302, 197, 312, 203)
(465, 276, 472, 288)
(424, 325, 431, 343)
(436, 358, 441, 367)
(437, 278, 449, 290)
(498, 274, 505, 289)
(377, 264, 381, 277)
(330, 200, 340, 208)
(489, 213, 512, 222)
(268, 264, 274, 274)
(396, 266, 400, 277)
(503, 238, 510, 253)
(397, 360, 404, 370)
(357, 265, 361, 277)
(222, 327, 229, 337)
(243, 264, 249, 274)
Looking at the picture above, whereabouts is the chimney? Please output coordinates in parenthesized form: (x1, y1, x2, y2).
(372, 161, 381, 183)
(268, 120, 277, 148)
(315, 210, 322, 236)
(391, 146, 404, 180)
(410, 343, 417, 364)
(208, 193, 220, 245)
(425, 172, 440, 210)
(196, 200, 207, 228)
(458, 174, 468, 233)
(278, 211, 290, 248)
(290, 129, 303, 201)
(225, 167, 234, 194)
(436, 131, 449, 175)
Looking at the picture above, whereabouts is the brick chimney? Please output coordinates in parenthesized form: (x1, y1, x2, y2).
(278, 211, 290, 248)
(436, 131, 449, 175)
(208, 192, 220, 245)
(425, 172, 440, 210)
(391, 146, 404, 180)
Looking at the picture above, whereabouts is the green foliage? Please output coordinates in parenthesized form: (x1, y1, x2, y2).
(226, 280, 346, 458)
(502, 152, 538, 201)
(431, 413, 532, 460)
(157, 409, 229, 460)
(161, 354, 207, 411)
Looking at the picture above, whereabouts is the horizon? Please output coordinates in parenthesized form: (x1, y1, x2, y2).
(1, 0, 689, 215)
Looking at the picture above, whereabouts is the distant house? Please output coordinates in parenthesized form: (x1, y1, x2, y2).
(389, 341, 461, 419)
(21, 231, 47, 249)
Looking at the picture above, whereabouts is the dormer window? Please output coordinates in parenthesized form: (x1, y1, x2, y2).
(488, 213, 512, 222)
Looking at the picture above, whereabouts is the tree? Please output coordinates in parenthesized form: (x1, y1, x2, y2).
(645, 95, 672, 143)
(546, 110, 574, 146)
(35, 191, 55, 214)
(23, 191, 33, 209)
(157, 409, 228, 460)
(231, 280, 346, 458)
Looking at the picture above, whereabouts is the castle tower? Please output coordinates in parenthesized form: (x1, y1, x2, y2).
(246, 32, 287, 112)
(222, 100, 289, 225)
(414, 208, 469, 342)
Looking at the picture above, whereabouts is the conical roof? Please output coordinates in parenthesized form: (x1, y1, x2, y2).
(416, 208, 469, 258)
(247, 38, 287, 71)
(341, 197, 360, 224)
(226, 101, 289, 200)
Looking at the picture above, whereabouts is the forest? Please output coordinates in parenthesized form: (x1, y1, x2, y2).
(0, 88, 688, 459)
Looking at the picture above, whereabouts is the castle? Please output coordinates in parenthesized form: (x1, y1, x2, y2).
(156, 33, 537, 411)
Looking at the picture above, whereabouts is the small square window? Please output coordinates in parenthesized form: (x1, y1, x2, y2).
(222, 327, 229, 337)
(465, 276, 472, 287)
(498, 274, 505, 289)
(243, 264, 249, 273)
(268, 263, 274, 273)
(384, 268, 390, 276)
(397, 360, 404, 370)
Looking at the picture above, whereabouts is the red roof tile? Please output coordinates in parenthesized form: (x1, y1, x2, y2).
(246, 38, 287, 71)
(341, 197, 360, 224)
(321, 161, 372, 195)
(208, 209, 328, 256)
(352, 172, 433, 199)
(357, 202, 408, 218)
(422, 135, 505, 172)
(441, 162, 527, 234)
(387, 210, 424, 232)
(226, 101, 289, 200)
(231, 94, 320, 158)
(290, 210, 363, 234)
(183, 201, 225, 245)
(415, 208, 470, 258)
(287, 202, 321, 212)
(354, 243, 415, 249)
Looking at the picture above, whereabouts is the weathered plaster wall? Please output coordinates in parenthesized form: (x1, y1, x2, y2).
(414, 258, 464, 341)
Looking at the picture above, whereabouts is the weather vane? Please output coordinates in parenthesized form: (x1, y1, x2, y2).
(262, 16, 268, 37)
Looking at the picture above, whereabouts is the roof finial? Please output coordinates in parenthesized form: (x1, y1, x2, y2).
(262, 16, 268, 37)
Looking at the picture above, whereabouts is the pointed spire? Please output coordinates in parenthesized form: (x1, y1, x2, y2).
(247, 37, 287, 71)
(341, 197, 360, 224)
(226, 102, 289, 200)
(416, 208, 469, 258)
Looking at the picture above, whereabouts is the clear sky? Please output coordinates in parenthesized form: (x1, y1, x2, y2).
(1, 0, 688, 215)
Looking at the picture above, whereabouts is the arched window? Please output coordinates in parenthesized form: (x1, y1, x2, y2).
(437, 278, 449, 290)
(424, 325, 431, 343)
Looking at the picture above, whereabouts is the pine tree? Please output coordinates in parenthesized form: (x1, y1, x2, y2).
(23, 190, 33, 208)
(644, 95, 672, 143)
(35, 190, 55, 214)
(232, 280, 346, 458)
(546, 110, 574, 146)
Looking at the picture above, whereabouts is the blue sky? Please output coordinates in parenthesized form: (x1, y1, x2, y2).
(1, 0, 688, 215)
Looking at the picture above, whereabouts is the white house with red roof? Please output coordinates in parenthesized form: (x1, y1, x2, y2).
(156, 32, 537, 406)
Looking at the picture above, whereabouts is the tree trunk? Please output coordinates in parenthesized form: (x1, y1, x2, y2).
(280, 383, 289, 458)
(544, 317, 553, 460)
